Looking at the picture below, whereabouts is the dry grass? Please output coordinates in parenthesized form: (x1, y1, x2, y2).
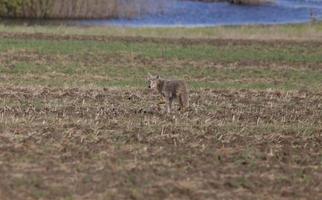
(0, 87, 321, 199)
(1, 0, 170, 19)
(1, 22, 322, 41)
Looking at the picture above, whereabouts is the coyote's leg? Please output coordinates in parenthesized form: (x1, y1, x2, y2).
(178, 95, 184, 111)
(167, 99, 173, 113)
(179, 93, 189, 111)
(165, 95, 173, 114)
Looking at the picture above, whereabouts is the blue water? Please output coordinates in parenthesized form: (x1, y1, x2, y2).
(81, 0, 322, 27)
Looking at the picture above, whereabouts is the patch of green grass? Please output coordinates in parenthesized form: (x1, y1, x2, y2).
(0, 22, 322, 40)
(1, 53, 322, 90)
(42, 65, 322, 90)
(3, 64, 322, 90)
(1, 38, 322, 63)
(1, 32, 322, 90)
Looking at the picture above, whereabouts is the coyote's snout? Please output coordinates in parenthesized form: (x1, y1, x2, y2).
(147, 74, 189, 113)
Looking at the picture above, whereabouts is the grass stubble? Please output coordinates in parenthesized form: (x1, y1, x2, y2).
(0, 23, 321, 199)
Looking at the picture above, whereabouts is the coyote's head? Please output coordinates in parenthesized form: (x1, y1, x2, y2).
(147, 74, 161, 90)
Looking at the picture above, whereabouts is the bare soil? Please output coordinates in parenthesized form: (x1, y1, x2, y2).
(0, 86, 321, 199)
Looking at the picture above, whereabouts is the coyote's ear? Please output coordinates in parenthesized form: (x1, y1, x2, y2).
(156, 75, 160, 79)
(146, 73, 152, 80)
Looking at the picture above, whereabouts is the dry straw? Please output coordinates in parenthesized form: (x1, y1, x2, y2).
(0, 0, 172, 19)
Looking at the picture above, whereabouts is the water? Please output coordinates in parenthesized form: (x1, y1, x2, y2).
(80, 0, 322, 27)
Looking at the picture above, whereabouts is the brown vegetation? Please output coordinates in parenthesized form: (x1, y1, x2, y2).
(0, 86, 321, 199)
(0, 0, 170, 19)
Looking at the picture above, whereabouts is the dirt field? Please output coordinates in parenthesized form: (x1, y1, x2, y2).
(0, 30, 322, 199)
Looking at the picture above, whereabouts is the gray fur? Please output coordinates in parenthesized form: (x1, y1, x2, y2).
(148, 74, 189, 113)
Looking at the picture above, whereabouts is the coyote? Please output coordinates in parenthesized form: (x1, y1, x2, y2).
(147, 74, 189, 113)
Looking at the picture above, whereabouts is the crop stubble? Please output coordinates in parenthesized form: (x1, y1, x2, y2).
(0, 86, 321, 199)
(0, 32, 321, 199)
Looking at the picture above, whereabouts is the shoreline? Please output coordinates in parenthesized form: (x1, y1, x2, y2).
(1, 17, 321, 28)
